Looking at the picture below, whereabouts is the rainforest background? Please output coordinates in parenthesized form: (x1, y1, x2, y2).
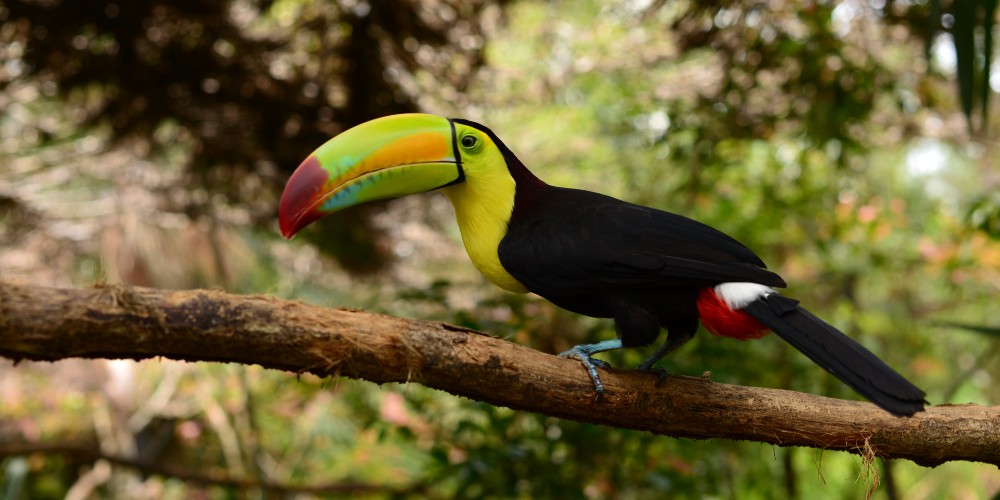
(2, 0, 999, 497)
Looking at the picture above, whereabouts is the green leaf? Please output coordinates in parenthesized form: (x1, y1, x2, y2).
(953, 0, 976, 131)
(982, 0, 997, 131)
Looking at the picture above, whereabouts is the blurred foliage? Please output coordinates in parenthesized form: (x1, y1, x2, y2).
(0, 0, 505, 272)
(1, 0, 496, 178)
(2, 0, 1000, 498)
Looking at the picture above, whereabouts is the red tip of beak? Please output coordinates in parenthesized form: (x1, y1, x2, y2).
(279, 155, 330, 239)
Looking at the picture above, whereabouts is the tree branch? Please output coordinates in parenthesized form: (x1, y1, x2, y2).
(1, 281, 997, 467)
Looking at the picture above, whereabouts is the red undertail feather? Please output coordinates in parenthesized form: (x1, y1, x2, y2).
(697, 288, 771, 340)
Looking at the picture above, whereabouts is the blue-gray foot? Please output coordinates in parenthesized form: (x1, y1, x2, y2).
(557, 339, 623, 399)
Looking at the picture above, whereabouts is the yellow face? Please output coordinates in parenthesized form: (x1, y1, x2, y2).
(442, 123, 527, 293)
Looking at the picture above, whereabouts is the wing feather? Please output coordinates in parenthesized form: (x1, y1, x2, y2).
(498, 188, 785, 296)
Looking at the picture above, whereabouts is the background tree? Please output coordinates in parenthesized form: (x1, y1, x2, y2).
(2, 0, 999, 498)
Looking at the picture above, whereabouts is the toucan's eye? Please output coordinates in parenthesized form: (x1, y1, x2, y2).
(460, 135, 478, 149)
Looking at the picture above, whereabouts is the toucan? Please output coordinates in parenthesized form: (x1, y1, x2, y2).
(278, 113, 927, 416)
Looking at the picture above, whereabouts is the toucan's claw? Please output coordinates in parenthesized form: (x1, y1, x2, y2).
(637, 365, 671, 387)
(558, 347, 609, 399)
(588, 357, 612, 370)
(635, 358, 658, 372)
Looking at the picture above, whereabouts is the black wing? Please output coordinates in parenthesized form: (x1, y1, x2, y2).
(498, 187, 786, 297)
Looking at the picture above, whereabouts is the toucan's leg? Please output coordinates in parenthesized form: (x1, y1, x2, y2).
(558, 339, 623, 398)
(636, 329, 694, 373)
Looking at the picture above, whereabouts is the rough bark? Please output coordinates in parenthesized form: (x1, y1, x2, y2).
(1, 281, 997, 467)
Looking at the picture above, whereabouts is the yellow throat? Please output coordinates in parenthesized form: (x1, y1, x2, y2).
(441, 133, 528, 294)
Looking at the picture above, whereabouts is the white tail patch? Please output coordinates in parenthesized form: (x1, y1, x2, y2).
(715, 282, 774, 310)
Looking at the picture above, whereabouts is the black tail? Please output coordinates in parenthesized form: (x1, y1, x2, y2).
(742, 294, 927, 416)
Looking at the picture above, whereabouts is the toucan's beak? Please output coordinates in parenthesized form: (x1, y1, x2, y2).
(279, 113, 462, 239)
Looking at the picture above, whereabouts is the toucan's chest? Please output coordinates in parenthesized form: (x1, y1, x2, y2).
(442, 179, 528, 293)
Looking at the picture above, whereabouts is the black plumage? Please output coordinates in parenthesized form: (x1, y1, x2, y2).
(498, 186, 783, 347)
